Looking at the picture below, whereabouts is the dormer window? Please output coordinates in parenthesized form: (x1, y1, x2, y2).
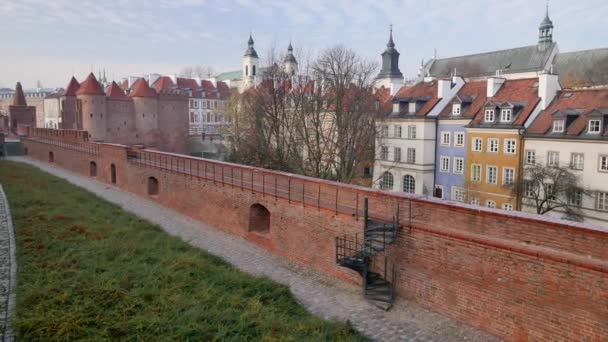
(408, 102, 416, 114)
(500, 109, 512, 122)
(452, 104, 461, 116)
(589, 120, 601, 134)
(552, 120, 564, 133)
(484, 109, 495, 122)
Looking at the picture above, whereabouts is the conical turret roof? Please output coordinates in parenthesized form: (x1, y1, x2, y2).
(106, 81, 128, 100)
(12, 82, 27, 106)
(244, 34, 259, 58)
(76, 73, 105, 96)
(129, 78, 157, 98)
(63, 76, 80, 96)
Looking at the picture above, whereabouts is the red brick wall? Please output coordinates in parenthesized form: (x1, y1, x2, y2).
(21, 138, 608, 341)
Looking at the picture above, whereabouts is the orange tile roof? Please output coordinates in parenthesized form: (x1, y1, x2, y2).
(438, 80, 487, 118)
(63, 76, 80, 96)
(76, 73, 105, 96)
(217, 81, 230, 99)
(152, 76, 175, 93)
(106, 81, 128, 100)
(129, 78, 157, 98)
(176, 77, 199, 89)
(392, 81, 439, 117)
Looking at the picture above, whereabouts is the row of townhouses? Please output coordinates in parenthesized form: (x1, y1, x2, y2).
(372, 8, 608, 226)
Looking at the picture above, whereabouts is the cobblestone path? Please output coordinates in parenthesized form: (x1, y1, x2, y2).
(0, 184, 16, 342)
(7, 157, 499, 341)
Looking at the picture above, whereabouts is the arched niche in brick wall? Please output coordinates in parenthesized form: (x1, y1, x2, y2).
(110, 164, 117, 184)
(248, 203, 270, 233)
(147, 176, 159, 196)
(48, 151, 54, 163)
(89, 161, 97, 177)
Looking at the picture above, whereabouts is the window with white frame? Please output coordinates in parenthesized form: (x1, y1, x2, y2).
(408, 102, 417, 113)
(488, 138, 499, 153)
(381, 126, 389, 137)
(484, 109, 495, 122)
(545, 184, 555, 199)
(394, 125, 402, 138)
(440, 156, 450, 172)
(380, 146, 389, 160)
(525, 150, 536, 164)
(394, 147, 401, 162)
(525, 182, 535, 198)
(487, 166, 497, 184)
(455, 132, 465, 147)
(441, 132, 451, 146)
(408, 125, 417, 139)
(470, 198, 480, 206)
(486, 200, 496, 208)
(452, 104, 461, 115)
(454, 158, 464, 174)
(598, 192, 608, 211)
(407, 148, 416, 163)
(380, 172, 394, 190)
(547, 151, 560, 167)
(471, 164, 481, 182)
(599, 156, 608, 172)
(588, 120, 601, 133)
(552, 120, 565, 133)
(570, 153, 584, 170)
(472, 138, 483, 152)
(500, 109, 512, 122)
(202, 101, 207, 108)
(504, 139, 516, 154)
(403, 175, 416, 193)
(503, 167, 515, 186)
(569, 190, 583, 207)
(502, 203, 513, 211)
(452, 187, 466, 202)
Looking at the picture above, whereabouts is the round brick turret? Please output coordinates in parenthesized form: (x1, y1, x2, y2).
(129, 79, 159, 147)
(76, 73, 106, 141)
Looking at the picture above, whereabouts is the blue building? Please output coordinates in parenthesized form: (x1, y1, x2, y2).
(433, 80, 487, 202)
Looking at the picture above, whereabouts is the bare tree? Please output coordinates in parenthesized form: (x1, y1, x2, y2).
(517, 163, 590, 221)
(179, 65, 215, 79)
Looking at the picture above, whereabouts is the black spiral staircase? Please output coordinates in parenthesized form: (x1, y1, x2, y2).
(336, 198, 400, 310)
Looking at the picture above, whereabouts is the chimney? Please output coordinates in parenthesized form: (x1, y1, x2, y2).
(538, 72, 560, 110)
(169, 74, 177, 84)
(487, 77, 505, 97)
(208, 77, 217, 88)
(193, 76, 202, 87)
(437, 79, 452, 99)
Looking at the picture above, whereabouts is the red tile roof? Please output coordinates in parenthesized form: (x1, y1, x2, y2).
(129, 79, 157, 98)
(527, 88, 608, 137)
(200, 80, 215, 92)
(63, 76, 80, 96)
(470, 78, 540, 127)
(176, 77, 199, 89)
(392, 81, 439, 117)
(76, 73, 105, 96)
(217, 81, 230, 99)
(438, 80, 487, 118)
(106, 81, 128, 100)
(152, 76, 175, 93)
(375, 86, 393, 114)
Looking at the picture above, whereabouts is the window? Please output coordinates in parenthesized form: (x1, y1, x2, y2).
(452, 104, 461, 115)
(455, 132, 465, 147)
(407, 148, 416, 163)
(570, 153, 584, 170)
(454, 158, 464, 174)
(434, 186, 443, 199)
(569, 190, 583, 207)
(394, 125, 402, 138)
(547, 151, 560, 167)
(500, 109, 512, 122)
(380, 172, 394, 190)
(525, 150, 536, 164)
(488, 138, 499, 153)
(598, 192, 608, 211)
(441, 132, 450, 146)
(408, 102, 416, 113)
(553, 120, 564, 133)
(504, 139, 516, 154)
(472, 138, 482, 152)
(381, 126, 389, 137)
(452, 187, 466, 202)
(380, 146, 389, 160)
(440, 156, 450, 172)
(545, 184, 555, 199)
(408, 125, 417, 139)
(525, 182, 535, 198)
(202, 101, 207, 108)
(486, 200, 496, 209)
(403, 175, 416, 193)
(588, 120, 601, 133)
(394, 147, 401, 162)
(471, 164, 482, 182)
(484, 109, 495, 122)
(487, 166, 497, 184)
(502, 203, 514, 211)
(470, 198, 480, 206)
(503, 167, 515, 186)
(599, 156, 608, 172)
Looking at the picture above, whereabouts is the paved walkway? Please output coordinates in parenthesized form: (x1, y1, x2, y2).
(7, 157, 498, 341)
(0, 184, 17, 342)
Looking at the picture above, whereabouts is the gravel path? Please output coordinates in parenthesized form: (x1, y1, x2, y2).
(6, 157, 498, 341)
(0, 184, 17, 342)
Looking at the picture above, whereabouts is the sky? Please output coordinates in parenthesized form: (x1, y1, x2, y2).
(1, 0, 607, 89)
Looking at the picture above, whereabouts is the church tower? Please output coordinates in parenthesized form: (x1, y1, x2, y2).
(242, 34, 259, 87)
(538, 3, 554, 51)
(284, 42, 298, 76)
(375, 26, 404, 95)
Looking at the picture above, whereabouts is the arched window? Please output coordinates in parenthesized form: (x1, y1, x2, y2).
(248, 203, 270, 233)
(110, 164, 117, 184)
(147, 176, 159, 196)
(245, 65, 249, 76)
(49, 151, 54, 163)
(403, 175, 415, 193)
(89, 161, 97, 177)
(380, 172, 393, 190)
(252, 65, 256, 76)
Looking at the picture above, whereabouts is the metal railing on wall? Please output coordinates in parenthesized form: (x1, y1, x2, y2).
(22, 137, 99, 156)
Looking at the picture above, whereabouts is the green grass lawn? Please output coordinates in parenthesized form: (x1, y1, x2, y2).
(0, 161, 366, 341)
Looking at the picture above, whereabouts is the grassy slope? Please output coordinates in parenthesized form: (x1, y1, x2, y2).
(0, 161, 366, 341)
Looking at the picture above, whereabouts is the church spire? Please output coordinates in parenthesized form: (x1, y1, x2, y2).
(244, 33, 259, 58)
(376, 25, 403, 80)
(387, 24, 395, 48)
(538, 1, 554, 50)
